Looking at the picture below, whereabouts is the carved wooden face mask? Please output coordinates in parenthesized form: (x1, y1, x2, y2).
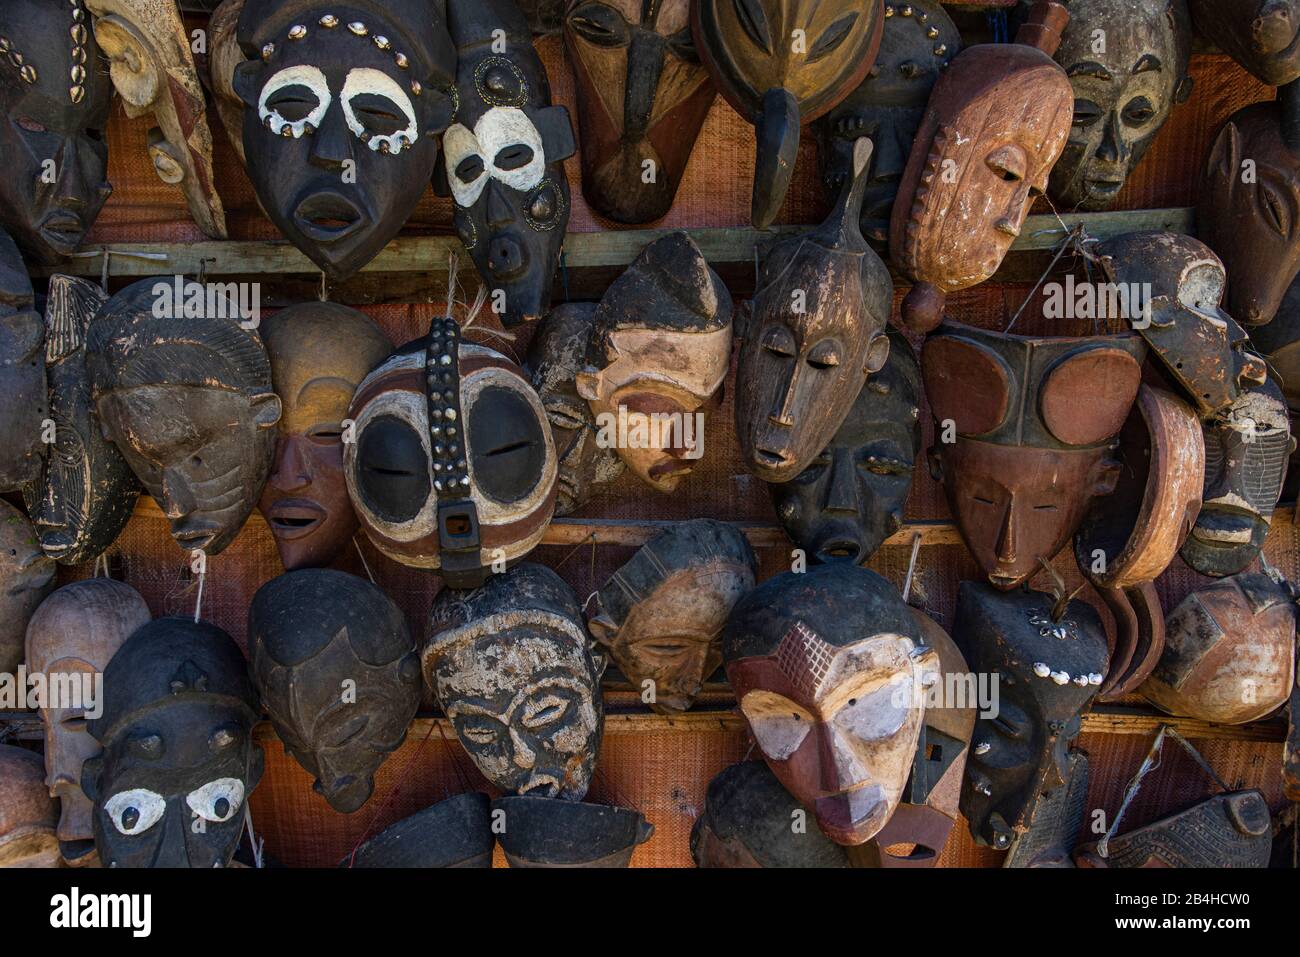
(769, 331, 920, 566)
(345, 320, 558, 584)
(1049, 0, 1192, 211)
(564, 0, 714, 224)
(493, 796, 654, 867)
(692, 0, 884, 229)
(525, 303, 624, 516)
(816, 0, 959, 244)
(342, 791, 494, 867)
(588, 519, 757, 714)
(25, 579, 150, 861)
(891, 1, 1073, 334)
(955, 582, 1109, 850)
(0, 744, 59, 868)
(723, 563, 940, 846)
(83, 618, 263, 869)
(257, 303, 391, 571)
(86, 279, 282, 557)
(424, 564, 604, 801)
(0, 229, 46, 492)
(1188, 0, 1300, 86)
(0, 0, 111, 266)
(233, 0, 457, 281)
(1077, 790, 1272, 868)
(576, 231, 733, 493)
(923, 321, 1145, 590)
(0, 501, 56, 676)
(439, 0, 577, 328)
(737, 139, 892, 483)
(249, 570, 421, 813)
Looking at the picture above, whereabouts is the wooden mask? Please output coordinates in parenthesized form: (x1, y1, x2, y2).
(0, 501, 56, 677)
(25, 579, 150, 863)
(1003, 749, 1089, 867)
(1141, 572, 1297, 725)
(1049, 0, 1192, 211)
(955, 582, 1109, 850)
(1188, 0, 1300, 86)
(0, 744, 59, 868)
(891, 1, 1073, 334)
(0, 229, 46, 492)
(249, 569, 421, 813)
(524, 303, 624, 516)
(344, 320, 558, 584)
(438, 0, 577, 328)
(493, 796, 653, 867)
(691, 760, 851, 867)
(588, 519, 757, 714)
(768, 330, 920, 566)
(737, 139, 892, 483)
(564, 0, 715, 224)
(692, 0, 884, 229)
(0, 0, 112, 266)
(424, 564, 604, 801)
(85, 0, 227, 237)
(922, 321, 1145, 590)
(83, 618, 264, 868)
(576, 231, 733, 493)
(1251, 275, 1300, 411)
(256, 302, 391, 571)
(816, 0, 960, 245)
(86, 278, 282, 557)
(209, 0, 248, 166)
(722, 563, 940, 846)
(342, 791, 494, 867)
(1075, 790, 1272, 867)
(24, 277, 140, 565)
(233, 0, 457, 281)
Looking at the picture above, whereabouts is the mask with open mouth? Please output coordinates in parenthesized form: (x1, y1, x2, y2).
(86, 278, 282, 558)
(576, 231, 733, 493)
(424, 563, 604, 801)
(249, 569, 421, 814)
(233, 0, 457, 281)
(922, 320, 1145, 590)
(890, 0, 1074, 334)
(256, 302, 391, 571)
(1047, 0, 1192, 211)
(1188, 0, 1300, 86)
(0, 228, 46, 492)
(0, 744, 59, 868)
(564, 0, 714, 224)
(815, 0, 959, 246)
(769, 331, 920, 567)
(82, 617, 264, 869)
(436, 0, 576, 328)
(587, 518, 757, 715)
(0, 0, 112, 266)
(723, 563, 940, 846)
(692, 0, 884, 229)
(25, 579, 151, 865)
(0, 500, 56, 676)
(344, 319, 557, 585)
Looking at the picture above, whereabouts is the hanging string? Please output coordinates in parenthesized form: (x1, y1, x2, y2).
(352, 536, 376, 585)
(986, 9, 1010, 43)
(343, 717, 441, 868)
(242, 804, 265, 869)
(193, 560, 206, 624)
(901, 532, 923, 604)
(319, 271, 328, 302)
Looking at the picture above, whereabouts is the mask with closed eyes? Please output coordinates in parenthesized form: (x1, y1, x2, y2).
(891, 0, 1074, 334)
(816, 0, 960, 245)
(0, 501, 56, 677)
(0, 744, 59, 868)
(249, 569, 421, 813)
(82, 618, 264, 869)
(344, 318, 558, 585)
(424, 563, 604, 801)
(233, 0, 457, 281)
(0, 228, 46, 492)
(437, 0, 576, 328)
(1188, 0, 1300, 86)
(564, 0, 714, 224)
(692, 0, 884, 229)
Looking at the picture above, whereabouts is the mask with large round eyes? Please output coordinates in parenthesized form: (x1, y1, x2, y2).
(468, 386, 546, 503)
(186, 778, 245, 824)
(104, 789, 166, 837)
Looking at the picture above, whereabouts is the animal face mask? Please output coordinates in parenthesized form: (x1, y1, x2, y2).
(233, 0, 457, 280)
(564, 0, 715, 224)
(0, 744, 59, 868)
(1188, 0, 1300, 86)
(723, 563, 940, 846)
(0, 501, 56, 676)
(257, 302, 391, 570)
(249, 570, 421, 813)
(0, 228, 46, 492)
(424, 563, 604, 801)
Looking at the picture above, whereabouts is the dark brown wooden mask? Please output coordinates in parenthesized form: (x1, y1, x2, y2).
(437, 0, 577, 328)
(816, 0, 959, 245)
(341, 791, 494, 867)
(923, 321, 1144, 590)
(954, 582, 1109, 851)
(1003, 750, 1089, 867)
(891, 1, 1074, 334)
(0, 228, 46, 492)
(1188, 0, 1300, 86)
(1075, 790, 1273, 868)
(493, 796, 653, 867)
(564, 0, 715, 224)
(0, 744, 59, 868)
(233, 0, 457, 281)
(692, 0, 885, 228)
(737, 139, 892, 483)
(1049, 0, 1192, 211)
(0, 501, 55, 677)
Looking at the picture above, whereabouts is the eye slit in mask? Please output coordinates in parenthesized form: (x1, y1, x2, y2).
(259, 64, 331, 138)
(341, 67, 419, 153)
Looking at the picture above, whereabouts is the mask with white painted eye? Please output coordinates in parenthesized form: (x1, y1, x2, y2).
(104, 788, 166, 836)
(341, 68, 419, 154)
(186, 777, 245, 824)
(740, 690, 814, 761)
(442, 107, 547, 208)
(259, 65, 331, 139)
